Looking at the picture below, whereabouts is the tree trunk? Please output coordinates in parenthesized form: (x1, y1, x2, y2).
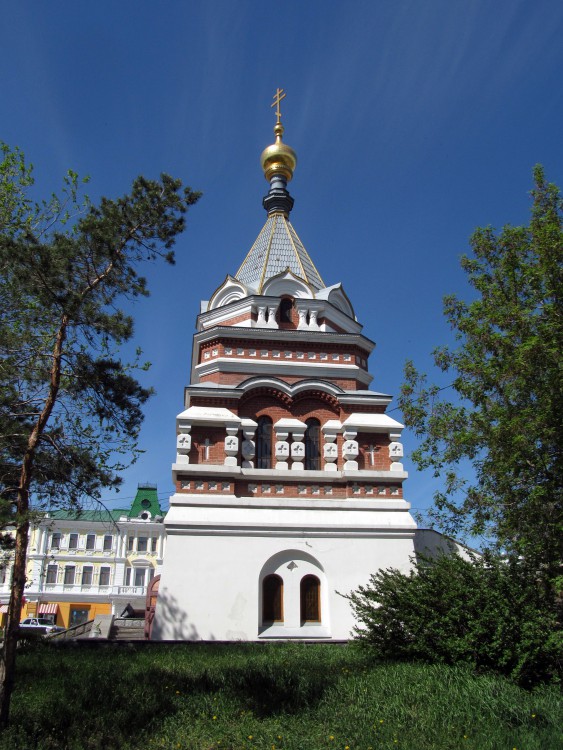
(0, 513, 29, 728)
(0, 315, 68, 726)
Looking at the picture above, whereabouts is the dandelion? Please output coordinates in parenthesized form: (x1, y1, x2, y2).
(248, 736, 253, 740)
(329, 736, 335, 741)
(531, 714, 536, 718)
(379, 720, 384, 724)
(213, 716, 217, 720)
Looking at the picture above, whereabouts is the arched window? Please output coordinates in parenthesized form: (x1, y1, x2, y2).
(256, 416, 273, 469)
(279, 297, 293, 323)
(300, 575, 321, 622)
(305, 418, 321, 470)
(262, 574, 284, 622)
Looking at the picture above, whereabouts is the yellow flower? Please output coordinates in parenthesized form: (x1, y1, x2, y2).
(213, 716, 217, 720)
(248, 737, 253, 741)
(329, 736, 335, 741)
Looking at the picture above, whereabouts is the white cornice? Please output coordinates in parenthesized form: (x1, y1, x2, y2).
(168, 493, 411, 512)
(193, 358, 373, 386)
(193, 325, 373, 349)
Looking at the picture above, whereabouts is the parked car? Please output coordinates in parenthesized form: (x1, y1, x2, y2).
(19, 618, 63, 634)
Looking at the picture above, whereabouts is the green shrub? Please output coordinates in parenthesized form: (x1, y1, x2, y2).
(345, 552, 561, 686)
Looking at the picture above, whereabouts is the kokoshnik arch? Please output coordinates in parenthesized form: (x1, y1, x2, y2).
(152, 91, 442, 641)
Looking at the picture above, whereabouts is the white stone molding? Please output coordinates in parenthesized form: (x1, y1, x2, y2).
(207, 275, 249, 311)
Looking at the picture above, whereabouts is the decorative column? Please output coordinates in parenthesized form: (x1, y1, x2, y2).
(224, 425, 239, 467)
(241, 418, 258, 468)
(388, 433, 404, 471)
(322, 420, 341, 472)
(267, 303, 279, 329)
(290, 424, 306, 470)
(296, 306, 308, 329)
(256, 305, 267, 327)
(176, 426, 192, 463)
(274, 424, 290, 470)
(342, 428, 359, 471)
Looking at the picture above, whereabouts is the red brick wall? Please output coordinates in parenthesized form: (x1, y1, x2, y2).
(356, 433, 390, 470)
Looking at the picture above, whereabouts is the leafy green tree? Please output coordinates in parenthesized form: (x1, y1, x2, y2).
(399, 166, 563, 581)
(0, 142, 200, 726)
(345, 553, 560, 685)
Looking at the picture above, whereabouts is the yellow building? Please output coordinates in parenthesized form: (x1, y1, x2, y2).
(0, 484, 166, 629)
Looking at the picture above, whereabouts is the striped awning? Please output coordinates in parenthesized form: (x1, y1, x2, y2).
(0, 605, 8, 614)
(38, 603, 58, 615)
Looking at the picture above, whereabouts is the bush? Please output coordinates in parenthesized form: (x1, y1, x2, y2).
(345, 552, 561, 686)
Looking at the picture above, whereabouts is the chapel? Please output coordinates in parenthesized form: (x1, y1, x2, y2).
(152, 92, 422, 641)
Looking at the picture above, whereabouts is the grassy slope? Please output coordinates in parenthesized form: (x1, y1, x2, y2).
(3, 643, 561, 750)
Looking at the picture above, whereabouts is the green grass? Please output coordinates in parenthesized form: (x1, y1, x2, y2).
(3, 642, 561, 750)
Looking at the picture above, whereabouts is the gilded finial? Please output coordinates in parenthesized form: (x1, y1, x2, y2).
(261, 88, 297, 183)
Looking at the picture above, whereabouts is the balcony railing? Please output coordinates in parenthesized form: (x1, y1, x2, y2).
(36, 583, 147, 597)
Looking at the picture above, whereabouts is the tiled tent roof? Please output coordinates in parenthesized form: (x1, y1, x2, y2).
(235, 213, 325, 292)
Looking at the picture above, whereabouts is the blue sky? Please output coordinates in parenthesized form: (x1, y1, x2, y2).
(2, 1, 562, 528)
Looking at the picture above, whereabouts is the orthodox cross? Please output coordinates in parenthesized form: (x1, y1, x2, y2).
(203, 438, 213, 460)
(271, 87, 286, 124)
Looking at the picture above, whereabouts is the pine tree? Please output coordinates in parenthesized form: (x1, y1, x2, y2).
(0, 143, 200, 725)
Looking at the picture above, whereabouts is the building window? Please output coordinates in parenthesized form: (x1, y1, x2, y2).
(137, 537, 148, 552)
(127, 536, 134, 552)
(300, 575, 321, 622)
(262, 574, 284, 623)
(103, 535, 113, 551)
(0, 567, 6, 585)
(69, 608, 89, 627)
(151, 537, 158, 553)
(304, 418, 321, 470)
(50, 533, 62, 549)
(279, 297, 293, 323)
(46, 564, 57, 584)
(86, 534, 95, 550)
(63, 566, 76, 585)
(256, 416, 273, 469)
(69, 533, 78, 550)
(81, 566, 93, 586)
(134, 568, 147, 587)
(99, 567, 111, 586)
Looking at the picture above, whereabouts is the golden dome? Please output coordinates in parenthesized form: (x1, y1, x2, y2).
(260, 121, 297, 183)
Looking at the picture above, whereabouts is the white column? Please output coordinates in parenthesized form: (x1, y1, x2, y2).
(342, 428, 359, 471)
(224, 425, 239, 467)
(290, 426, 306, 471)
(322, 420, 341, 472)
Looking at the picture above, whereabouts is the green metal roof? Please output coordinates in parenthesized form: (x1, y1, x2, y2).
(128, 484, 163, 519)
(44, 484, 163, 523)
